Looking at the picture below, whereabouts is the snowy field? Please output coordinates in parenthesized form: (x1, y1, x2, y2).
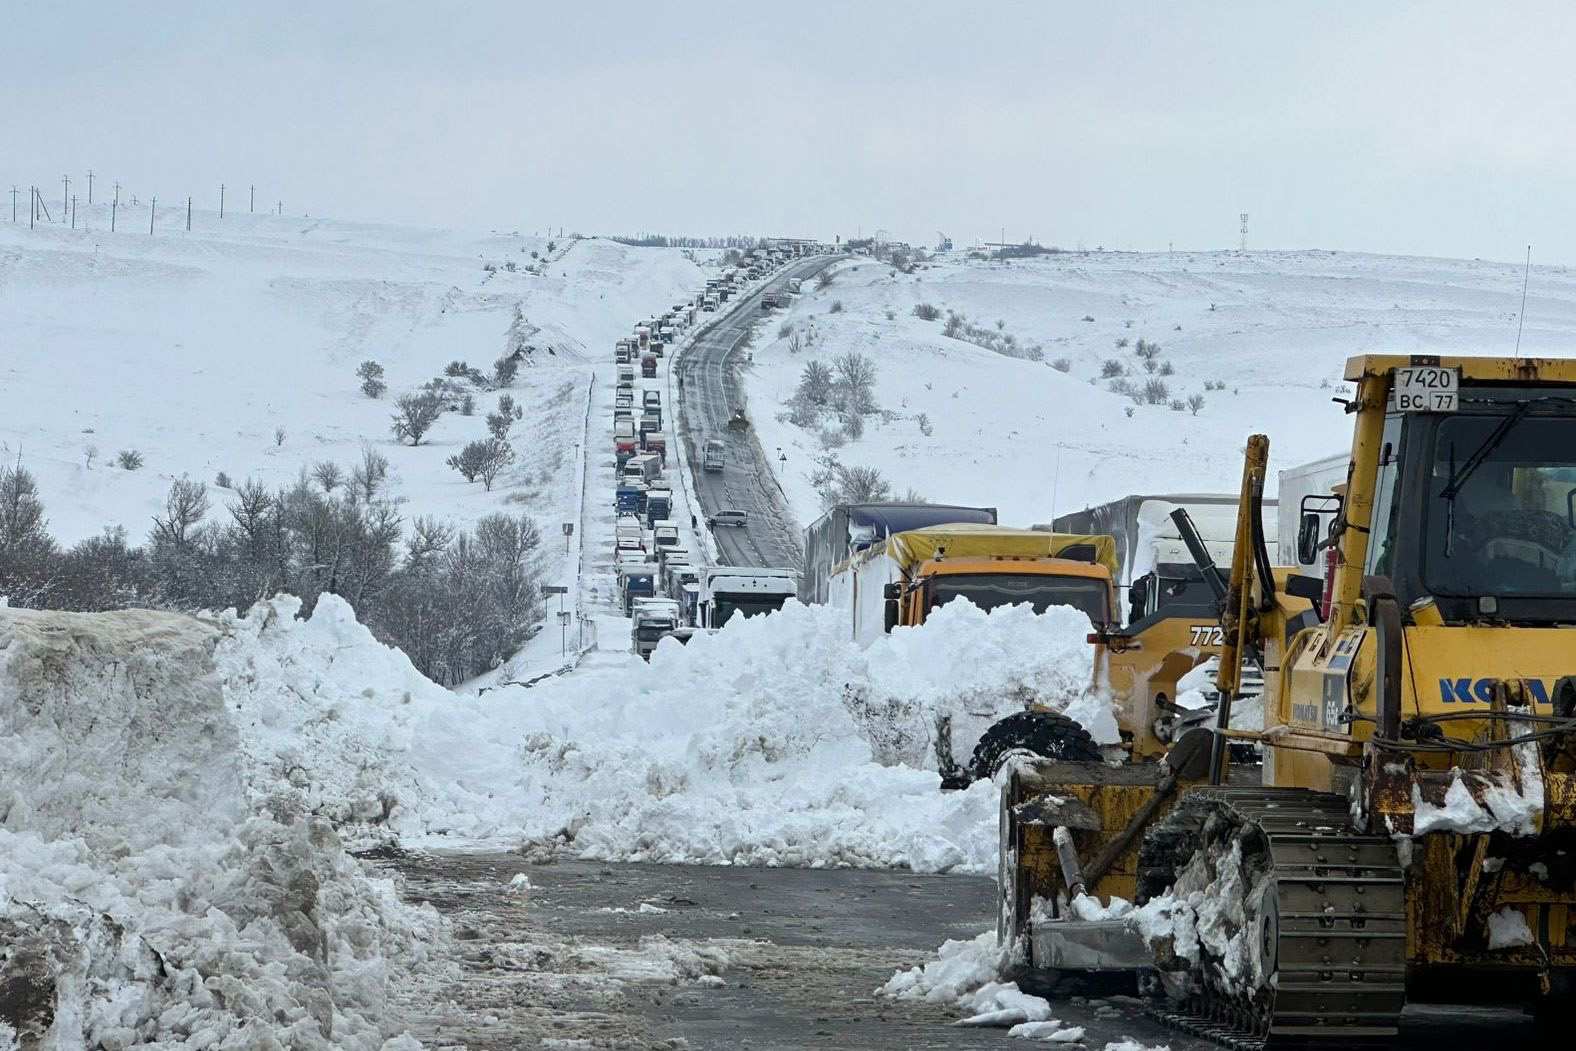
(746, 248, 1576, 529)
(0, 210, 702, 546)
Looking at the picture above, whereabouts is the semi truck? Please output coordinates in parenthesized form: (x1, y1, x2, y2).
(703, 438, 726, 471)
(696, 566, 798, 628)
(1049, 492, 1278, 625)
(644, 488, 672, 527)
(826, 523, 1118, 645)
(800, 502, 998, 604)
(617, 563, 657, 613)
(630, 598, 682, 660)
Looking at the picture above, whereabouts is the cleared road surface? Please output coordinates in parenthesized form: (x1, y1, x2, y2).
(377, 850, 1549, 1050)
(677, 256, 840, 568)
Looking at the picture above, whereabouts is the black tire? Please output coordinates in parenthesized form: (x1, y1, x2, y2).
(967, 710, 1100, 783)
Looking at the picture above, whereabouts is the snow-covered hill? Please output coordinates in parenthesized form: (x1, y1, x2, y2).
(746, 249, 1576, 528)
(0, 209, 702, 543)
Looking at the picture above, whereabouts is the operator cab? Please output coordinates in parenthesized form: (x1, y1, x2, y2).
(1304, 371, 1576, 627)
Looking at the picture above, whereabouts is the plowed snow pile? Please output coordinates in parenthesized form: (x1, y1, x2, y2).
(216, 594, 1111, 873)
(0, 607, 440, 1049)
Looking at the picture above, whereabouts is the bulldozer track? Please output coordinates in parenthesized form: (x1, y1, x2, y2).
(1140, 787, 1407, 1050)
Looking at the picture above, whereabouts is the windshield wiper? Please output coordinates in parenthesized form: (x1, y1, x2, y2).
(1439, 400, 1534, 557)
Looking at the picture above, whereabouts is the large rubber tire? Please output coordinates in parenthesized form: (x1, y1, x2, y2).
(967, 710, 1101, 783)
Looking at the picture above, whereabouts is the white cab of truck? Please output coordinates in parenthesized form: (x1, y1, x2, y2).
(631, 598, 682, 660)
(697, 566, 797, 629)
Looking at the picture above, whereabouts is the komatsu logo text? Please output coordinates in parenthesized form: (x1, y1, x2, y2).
(1438, 678, 1552, 704)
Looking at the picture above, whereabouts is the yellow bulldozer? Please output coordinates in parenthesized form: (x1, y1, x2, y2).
(1001, 354, 1576, 1045)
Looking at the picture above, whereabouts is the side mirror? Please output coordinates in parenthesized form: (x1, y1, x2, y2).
(1128, 576, 1150, 615)
(1297, 512, 1322, 565)
(882, 582, 900, 633)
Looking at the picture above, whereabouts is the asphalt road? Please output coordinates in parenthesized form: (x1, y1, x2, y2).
(676, 255, 840, 569)
(376, 851, 1549, 1050)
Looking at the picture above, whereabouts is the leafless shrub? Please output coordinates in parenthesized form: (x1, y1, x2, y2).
(357, 360, 387, 398)
(116, 449, 144, 470)
(913, 303, 942, 321)
(312, 461, 344, 492)
(391, 392, 443, 445)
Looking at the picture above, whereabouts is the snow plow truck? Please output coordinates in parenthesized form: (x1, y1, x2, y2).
(1000, 354, 1576, 1046)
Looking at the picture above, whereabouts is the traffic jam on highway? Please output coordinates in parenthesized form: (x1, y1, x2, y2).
(612, 240, 828, 658)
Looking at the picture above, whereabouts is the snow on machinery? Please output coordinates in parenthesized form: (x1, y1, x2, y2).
(1000, 354, 1576, 1045)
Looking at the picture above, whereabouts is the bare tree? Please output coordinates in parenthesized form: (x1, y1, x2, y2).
(151, 478, 210, 548)
(351, 446, 390, 502)
(796, 360, 834, 406)
(391, 392, 443, 445)
(312, 461, 344, 492)
(487, 394, 523, 442)
(356, 360, 387, 398)
(832, 351, 878, 414)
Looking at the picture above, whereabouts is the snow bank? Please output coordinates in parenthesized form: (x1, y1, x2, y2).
(0, 607, 439, 1048)
(215, 594, 1113, 873)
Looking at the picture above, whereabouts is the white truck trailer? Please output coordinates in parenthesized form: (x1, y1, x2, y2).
(696, 566, 797, 628)
(1276, 451, 1348, 576)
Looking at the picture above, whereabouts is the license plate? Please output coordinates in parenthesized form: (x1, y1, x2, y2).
(1393, 365, 1459, 412)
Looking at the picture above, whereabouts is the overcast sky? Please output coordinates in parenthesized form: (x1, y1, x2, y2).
(5, 2, 1574, 261)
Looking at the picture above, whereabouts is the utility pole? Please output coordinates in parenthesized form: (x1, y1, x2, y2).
(186, 196, 192, 231)
(70, 195, 77, 229)
(29, 186, 35, 229)
(86, 169, 94, 204)
(9, 186, 16, 223)
(276, 200, 282, 216)
(62, 174, 70, 220)
(111, 193, 118, 232)
(150, 197, 157, 235)
(249, 184, 254, 213)
(219, 183, 225, 218)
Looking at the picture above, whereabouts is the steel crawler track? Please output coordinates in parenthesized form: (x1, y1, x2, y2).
(1143, 788, 1407, 1049)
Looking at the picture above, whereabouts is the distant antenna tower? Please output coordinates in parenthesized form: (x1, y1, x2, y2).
(1239, 213, 1249, 252)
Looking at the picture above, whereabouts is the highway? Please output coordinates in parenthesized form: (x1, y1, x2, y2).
(675, 255, 840, 568)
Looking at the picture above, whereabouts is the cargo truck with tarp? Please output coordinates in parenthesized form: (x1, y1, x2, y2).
(799, 502, 998, 605)
(824, 522, 1119, 786)
(827, 523, 1119, 646)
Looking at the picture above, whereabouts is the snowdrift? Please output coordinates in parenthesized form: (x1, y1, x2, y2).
(0, 607, 439, 1049)
(214, 594, 1113, 874)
